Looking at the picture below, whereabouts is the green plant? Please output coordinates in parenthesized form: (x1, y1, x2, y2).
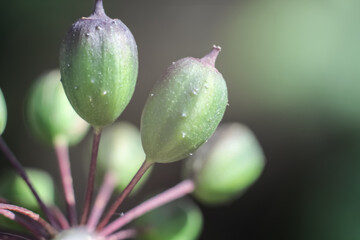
(0, 0, 265, 239)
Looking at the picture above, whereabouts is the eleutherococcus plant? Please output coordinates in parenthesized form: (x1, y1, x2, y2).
(0, 0, 265, 239)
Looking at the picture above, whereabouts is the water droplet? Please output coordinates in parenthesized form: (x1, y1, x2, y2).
(182, 132, 186, 138)
(67, 64, 71, 68)
(102, 90, 108, 95)
(85, 33, 90, 37)
(190, 88, 199, 96)
(172, 62, 175, 65)
(120, 212, 124, 217)
(150, 93, 154, 97)
(74, 86, 78, 90)
(204, 84, 209, 89)
(91, 79, 95, 84)
(96, 26, 102, 30)
(181, 112, 187, 118)
(88, 96, 93, 102)
(189, 153, 193, 156)
(227, 103, 230, 106)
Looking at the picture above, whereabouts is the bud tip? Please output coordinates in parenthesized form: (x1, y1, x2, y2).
(201, 45, 222, 67)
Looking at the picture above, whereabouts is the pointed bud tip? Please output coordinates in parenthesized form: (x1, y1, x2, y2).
(92, 0, 107, 18)
(201, 45, 222, 68)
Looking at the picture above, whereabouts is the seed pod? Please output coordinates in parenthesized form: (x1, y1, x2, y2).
(141, 46, 228, 163)
(26, 70, 89, 146)
(97, 122, 151, 193)
(184, 123, 265, 205)
(0, 168, 55, 210)
(0, 89, 7, 135)
(135, 198, 203, 240)
(59, 0, 138, 128)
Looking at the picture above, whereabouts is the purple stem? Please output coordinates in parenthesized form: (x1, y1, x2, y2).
(99, 179, 195, 236)
(54, 137, 77, 226)
(49, 206, 70, 230)
(0, 136, 59, 229)
(87, 172, 117, 231)
(80, 127, 102, 225)
(97, 160, 154, 230)
(0, 209, 45, 240)
(0, 203, 57, 237)
(106, 229, 136, 240)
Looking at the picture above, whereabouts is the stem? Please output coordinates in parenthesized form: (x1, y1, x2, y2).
(54, 137, 77, 226)
(50, 206, 70, 230)
(100, 179, 195, 236)
(97, 159, 154, 230)
(0, 203, 58, 237)
(0, 136, 59, 229)
(0, 209, 46, 240)
(107, 229, 136, 240)
(80, 127, 102, 225)
(87, 172, 117, 231)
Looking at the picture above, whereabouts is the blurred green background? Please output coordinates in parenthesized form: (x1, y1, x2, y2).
(1, 0, 360, 239)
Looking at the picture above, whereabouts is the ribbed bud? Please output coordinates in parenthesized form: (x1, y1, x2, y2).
(141, 46, 228, 163)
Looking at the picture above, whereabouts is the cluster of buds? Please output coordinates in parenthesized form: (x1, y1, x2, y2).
(0, 0, 265, 239)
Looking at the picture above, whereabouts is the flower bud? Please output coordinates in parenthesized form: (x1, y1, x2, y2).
(184, 123, 265, 205)
(97, 122, 151, 193)
(136, 198, 203, 240)
(0, 168, 55, 210)
(26, 70, 89, 146)
(59, 0, 138, 128)
(0, 89, 7, 135)
(141, 46, 228, 163)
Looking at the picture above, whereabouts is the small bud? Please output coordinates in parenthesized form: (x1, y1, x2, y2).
(97, 122, 151, 193)
(60, 0, 138, 128)
(26, 70, 89, 146)
(0, 168, 55, 210)
(0, 89, 7, 135)
(135, 198, 203, 240)
(141, 46, 228, 163)
(53, 227, 99, 240)
(184, 123, 265, 205)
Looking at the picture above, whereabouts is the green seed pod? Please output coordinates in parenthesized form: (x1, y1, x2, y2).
(136, 198, 203, 240)
(0, 168, 55, 209)
(97, 122, 151, 193)
(0, 89, 7, 135)
(141, 46, 228, 163)
(26, 70, 89, 146)
(184, 123, 265, 205)
(59, 0, 138, 128)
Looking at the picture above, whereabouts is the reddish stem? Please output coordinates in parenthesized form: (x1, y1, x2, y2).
(107, 229, 137, 240)
(97, 160, 154, 230)
(99, 179, 195, 236)
(0, 209, 45, 240)
(49, 206, 70, 230)
(80, 127, 102, 225)
(0, 136, 59, 229)
(0, 203, 57, 237)
(87, 172, 117, 231)
(54, 137, 77, 226)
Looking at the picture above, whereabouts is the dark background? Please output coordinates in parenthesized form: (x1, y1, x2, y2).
(1, 0, 360, 239)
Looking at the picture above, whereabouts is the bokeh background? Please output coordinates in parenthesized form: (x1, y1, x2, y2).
(1, 0, 360, 239)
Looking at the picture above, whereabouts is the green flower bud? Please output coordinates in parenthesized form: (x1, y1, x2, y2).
(0, 168, 55, 209)
(136, 198, 203, 240)
(26, 70, 89, 146)
(141, 46, 228, 163)
(0, 89, 7, 135)
(97, 122, 151, 193)
(184, 123, 265, 205)
(59, 0, 138, 128)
